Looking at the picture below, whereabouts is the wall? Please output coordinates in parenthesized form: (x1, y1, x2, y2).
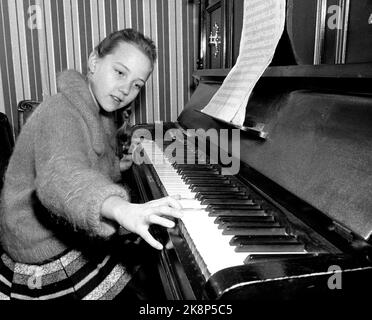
(0, 0, 199, 139)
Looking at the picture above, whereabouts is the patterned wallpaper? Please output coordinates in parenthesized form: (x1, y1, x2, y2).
(0, 0, 199, 139)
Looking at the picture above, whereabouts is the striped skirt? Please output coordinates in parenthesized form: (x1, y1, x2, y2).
(0, 247, 132, 300)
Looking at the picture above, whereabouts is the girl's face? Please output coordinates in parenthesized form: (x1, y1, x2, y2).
(88, 42, 153, 112)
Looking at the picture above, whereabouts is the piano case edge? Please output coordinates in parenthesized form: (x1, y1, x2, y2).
(205, 255, 372, 300)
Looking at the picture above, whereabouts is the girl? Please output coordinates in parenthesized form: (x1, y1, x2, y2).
(0, 29, 182, 300)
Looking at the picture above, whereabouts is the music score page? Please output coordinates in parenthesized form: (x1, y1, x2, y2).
(201, 0, 286, 127)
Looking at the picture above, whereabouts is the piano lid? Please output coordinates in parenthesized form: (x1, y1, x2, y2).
(178, 82, 372, 242)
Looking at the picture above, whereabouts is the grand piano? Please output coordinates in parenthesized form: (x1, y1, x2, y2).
(125, 0, 372, 300)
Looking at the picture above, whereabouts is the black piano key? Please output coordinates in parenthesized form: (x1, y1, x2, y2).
(207, 204, 261, 212)
(222, 226, 287, 236)
(175, 165, 218, 171)
(208, 209, 266, 217)
(178, 169, 219, 174)
(235, 243, 306, 252)
(214, 216, 275, 224)
(189, 181, 233, 187)
(186, 181, 230, 187)
(185, 178, 228, 184)
(218, 220, 280, 228)
(230, 235, 305, 253)
(244, 254, 313, 264)
(197, 194, 250, 201)
(196, 191, 247, 197)
(181, 170, 223, 175)
(230, 235, 299, 246)
(202, 199, 255, 206)
(186, 176, 228, 181)
(192, 186, 241, 192)
(181, 173, 225, 178)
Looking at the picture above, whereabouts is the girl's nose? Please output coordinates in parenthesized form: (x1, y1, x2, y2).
(119, 82, 131, 95)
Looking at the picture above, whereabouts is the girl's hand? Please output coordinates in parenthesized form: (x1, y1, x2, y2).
(102, 196, 183, 250)
(119, 153, 133, 172)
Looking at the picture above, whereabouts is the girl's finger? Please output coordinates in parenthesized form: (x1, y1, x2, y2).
(150, 205, 183, 219)
(148, 214, 176, 228)
(121, 154, 133, 161)
(165, 196, 183, 210)
(138, 229, 163, 250)
(150, 196, 182, 210)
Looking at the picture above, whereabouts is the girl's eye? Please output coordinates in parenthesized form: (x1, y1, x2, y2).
(134, 83, 142, 90)
(115, 69, 125, 77)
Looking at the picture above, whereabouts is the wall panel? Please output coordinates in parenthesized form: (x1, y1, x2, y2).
(0, 0, 199, 139)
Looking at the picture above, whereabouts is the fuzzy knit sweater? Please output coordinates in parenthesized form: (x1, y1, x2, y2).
(0, 70, 130, 264)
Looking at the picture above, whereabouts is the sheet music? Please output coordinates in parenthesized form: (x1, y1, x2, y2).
(201, 0, 286, 127)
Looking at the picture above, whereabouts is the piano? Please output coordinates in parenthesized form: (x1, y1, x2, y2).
(125, 1, 372, 300)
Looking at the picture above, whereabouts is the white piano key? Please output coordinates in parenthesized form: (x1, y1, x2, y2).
(179, 199, 208, 209)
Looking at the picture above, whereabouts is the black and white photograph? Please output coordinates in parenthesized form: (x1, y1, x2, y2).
(0, 0, 371, 315)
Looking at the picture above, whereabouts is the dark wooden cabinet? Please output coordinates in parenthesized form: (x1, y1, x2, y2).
(198, 0, 244, 69)
(198, 0, 296, 70)
(204, 0, 225, 69)
(198, 0, 372, 70)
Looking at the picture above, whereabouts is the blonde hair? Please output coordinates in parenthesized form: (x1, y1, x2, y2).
(95, 28, 157, 66)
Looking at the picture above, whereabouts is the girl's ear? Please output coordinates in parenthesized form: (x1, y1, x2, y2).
(88, 51, 99, 73)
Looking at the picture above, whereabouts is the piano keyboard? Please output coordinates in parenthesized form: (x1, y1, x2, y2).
(140, 140, 309, 279)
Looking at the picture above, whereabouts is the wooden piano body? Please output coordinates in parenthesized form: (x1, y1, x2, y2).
(131, 80, 372, 300)
(128, 0, 372, 300)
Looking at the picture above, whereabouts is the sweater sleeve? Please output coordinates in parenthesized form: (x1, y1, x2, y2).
(33, 101, 129, 238)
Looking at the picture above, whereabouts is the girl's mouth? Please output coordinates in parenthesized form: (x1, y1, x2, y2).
(112, 95, 122, 104)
